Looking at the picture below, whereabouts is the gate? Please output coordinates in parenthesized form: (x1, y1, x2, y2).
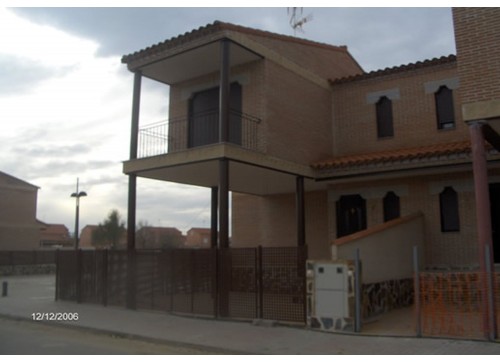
(56, 246, 307, 324)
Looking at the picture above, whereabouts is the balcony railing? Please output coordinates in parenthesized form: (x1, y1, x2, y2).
(138, 111, 263, 158)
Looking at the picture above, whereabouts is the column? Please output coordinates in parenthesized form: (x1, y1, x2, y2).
(296, 176, 306, 247)
(211, 187, 219, 248)
(127, 71, 142, 251)
(219, 159, 229, 248)
(219, 39, 230, 143)
(469, 120, 494, 339)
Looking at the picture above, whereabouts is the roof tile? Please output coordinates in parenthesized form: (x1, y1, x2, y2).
(312, 141, 473, 170)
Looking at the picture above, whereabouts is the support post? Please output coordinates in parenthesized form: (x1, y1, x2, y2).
(219, 39, 230, 143)
(127, 71, 141, 251)
(413, 245, 422, 337)
(219, 159, 229, 249)
(211, 187, 218, 248)
(354, 248, 361, 333)
(296, 176, 306, 247)
(469, 121, 494, 339)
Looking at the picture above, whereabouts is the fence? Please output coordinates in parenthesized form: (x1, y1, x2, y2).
(0, 250, 56, 266)
(56, 246, 307, 324)
(417, 271, 500, 340)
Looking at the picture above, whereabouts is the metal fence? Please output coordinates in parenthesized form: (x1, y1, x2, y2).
(0, 250, 56, 266)
(56, 246, 307, 324)
(417, 271, 500, 340)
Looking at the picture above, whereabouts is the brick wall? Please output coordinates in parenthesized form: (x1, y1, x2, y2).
(265, 60, 333, 164)
(453, 8, 500, 103)
(331, 61, 468, 157)
(232, 190, 330, 260)
(328, 170, 486, 268)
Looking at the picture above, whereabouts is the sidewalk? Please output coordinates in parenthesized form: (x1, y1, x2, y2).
(0, 274, 499, 355)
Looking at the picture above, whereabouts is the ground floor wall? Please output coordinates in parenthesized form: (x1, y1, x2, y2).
(232, 168, 500, 269)
(231, 190, 330, 259)
(329, 171, 482, 269)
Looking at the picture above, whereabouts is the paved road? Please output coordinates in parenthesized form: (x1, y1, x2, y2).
(0, 317, 227, 355)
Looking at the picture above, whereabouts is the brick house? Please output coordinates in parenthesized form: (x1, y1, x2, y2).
(122, 7, 500, 284)
(38, 222, 73, 248)
(0, 171, 40, 250)
(185, 227, 211, 248)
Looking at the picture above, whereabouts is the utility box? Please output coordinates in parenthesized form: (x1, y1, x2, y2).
(306, 260, 359, 332)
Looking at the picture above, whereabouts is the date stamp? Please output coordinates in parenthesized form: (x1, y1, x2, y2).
(31, 312, 79, 321)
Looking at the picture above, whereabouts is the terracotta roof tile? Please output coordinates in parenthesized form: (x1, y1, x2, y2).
(329, 55, 456, 85)
(312, 141, 472, 170)
(122, 20, 350, 64)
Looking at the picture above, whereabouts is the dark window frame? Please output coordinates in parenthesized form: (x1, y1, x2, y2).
(376, 96, 394, 138)
(435, 85, 456, 130)
(336, 194, 367, 238)
(383, 191, 400, 222)
(439, 186, 460, 232)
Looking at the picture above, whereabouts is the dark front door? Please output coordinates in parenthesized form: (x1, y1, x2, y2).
(490, 183, 500, 264)
(188, 83, 242, 148)
(336, 194, 367, 238)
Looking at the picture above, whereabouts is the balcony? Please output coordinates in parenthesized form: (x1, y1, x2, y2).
(138, 110, 263, 158)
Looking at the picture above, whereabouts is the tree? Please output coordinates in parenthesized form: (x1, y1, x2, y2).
(92, 209, 126, 249)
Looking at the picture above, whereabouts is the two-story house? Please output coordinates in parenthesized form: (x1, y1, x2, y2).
(121, 8, 500, 287)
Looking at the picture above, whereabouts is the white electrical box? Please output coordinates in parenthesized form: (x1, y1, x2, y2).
(306, 260, 358, 332)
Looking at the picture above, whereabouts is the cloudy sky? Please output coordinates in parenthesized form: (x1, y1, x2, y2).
(0, 5, 457, 235)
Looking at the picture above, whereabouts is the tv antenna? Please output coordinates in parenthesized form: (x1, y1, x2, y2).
(288, 7, 313, 36)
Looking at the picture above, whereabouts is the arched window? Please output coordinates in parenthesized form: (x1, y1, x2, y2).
(376, 96, 394, 138)
(336, 194, 367, 238)
(435, 86, 455, 130)
(440, 187, 460, 232)
(383, 191, 400, 222)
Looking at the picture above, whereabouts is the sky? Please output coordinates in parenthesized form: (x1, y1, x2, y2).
(0, 5, 459, 236)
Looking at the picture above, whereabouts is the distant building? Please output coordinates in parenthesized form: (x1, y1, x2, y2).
(38, 222, 73, 248)
(79, 225, 97, 248)
(185, 227, 211, 248)
(79, 224, 127, 249)
(0, 171, 40, 250)
(136, 226, 185, 249)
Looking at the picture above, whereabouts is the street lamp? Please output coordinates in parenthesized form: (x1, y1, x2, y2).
(71, 178, 87, 249)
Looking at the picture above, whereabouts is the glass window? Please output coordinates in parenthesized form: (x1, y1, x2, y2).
(435, 86, 455, 130)
(383, 191, 400, 222)
(376, 96, 394, 138)
(440, 187, 460, 232)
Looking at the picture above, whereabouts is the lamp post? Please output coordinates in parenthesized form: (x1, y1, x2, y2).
(71, 178, 87, 249)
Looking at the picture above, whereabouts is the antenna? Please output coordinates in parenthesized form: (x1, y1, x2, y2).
(287, 7, 313, 36)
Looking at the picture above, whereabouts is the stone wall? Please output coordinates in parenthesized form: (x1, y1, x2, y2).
(362, 278, 414, 319)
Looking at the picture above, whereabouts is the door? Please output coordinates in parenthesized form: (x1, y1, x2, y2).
(188, 83, 242, 148)
(336, 194, 367, 238)
(490, 183, 500, 264)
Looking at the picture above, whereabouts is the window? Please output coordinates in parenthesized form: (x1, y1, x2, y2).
(188, 82, 242, 148)
(336, 194, 367, 238)
(435, 86, 455, 130)
(440, 187, 460, 232)
(376, 96, 394, 138)
(383, 191, 400, 222)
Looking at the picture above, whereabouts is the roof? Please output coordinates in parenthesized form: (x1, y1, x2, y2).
(0, 170, 39, 190)
(311, 141, 474, 170)
(329, 55, 456, 85)
(122, 20, 352, 65)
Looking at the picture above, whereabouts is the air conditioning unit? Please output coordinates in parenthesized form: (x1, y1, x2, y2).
(306, 260, 359, 332)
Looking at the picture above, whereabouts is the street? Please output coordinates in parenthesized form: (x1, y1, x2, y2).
(0, 317, 227, 355)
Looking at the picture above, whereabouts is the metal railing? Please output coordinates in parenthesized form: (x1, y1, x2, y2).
(138, 110, 263, 158)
